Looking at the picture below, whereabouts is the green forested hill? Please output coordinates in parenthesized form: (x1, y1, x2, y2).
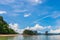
(23, 30, 37, 35)
(0, 16, 17, 34)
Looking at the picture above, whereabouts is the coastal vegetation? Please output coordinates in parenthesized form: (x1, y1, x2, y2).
(23, 30, 37, 35)
(0, 16, 17, 34)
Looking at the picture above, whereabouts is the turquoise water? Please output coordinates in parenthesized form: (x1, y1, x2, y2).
(0, 35, 60, 40)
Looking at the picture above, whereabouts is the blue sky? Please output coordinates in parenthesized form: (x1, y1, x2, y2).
(0, 0, 60, 33)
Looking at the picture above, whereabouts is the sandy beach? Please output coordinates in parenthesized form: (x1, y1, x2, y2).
(0, 34, 18, 36)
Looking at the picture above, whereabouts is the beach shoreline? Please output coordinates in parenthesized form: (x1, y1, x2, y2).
(0, 34, 19, 36)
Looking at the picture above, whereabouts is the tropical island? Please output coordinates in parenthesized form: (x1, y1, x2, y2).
(23, 30, 37, 35)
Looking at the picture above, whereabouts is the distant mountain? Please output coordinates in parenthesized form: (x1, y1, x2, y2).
(0, 16, 17, 34)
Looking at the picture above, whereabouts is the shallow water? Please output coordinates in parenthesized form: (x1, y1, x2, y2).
(0, 35, 60, 40)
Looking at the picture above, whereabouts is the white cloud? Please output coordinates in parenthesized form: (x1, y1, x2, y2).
(30, 24, 46, 30)
(9, 23, 20, 33)
(9, 23, 52, 34)
(25, 24, 51, 31)
(24, 13, 31, 17)
(0, 11, 7, 14)
(9, 23, 60, 34)
(9, 23, 25, 34)
(9, 23, 19, 31)
(49, 29, 60, 33)
(25, 26, 30, 29)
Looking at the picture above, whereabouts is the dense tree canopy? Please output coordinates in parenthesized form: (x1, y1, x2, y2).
(0, 16, 17, 34)
(23, 30, 37, 35)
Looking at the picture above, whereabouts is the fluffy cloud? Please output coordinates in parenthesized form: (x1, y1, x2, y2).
(25, 24, 51, 31)
(49, 29, 60, 33)
(9, 23, 21, 33)
(0, 11, 7, 14)
(24, 13, 31, 17)
(9, 23, 25, 34)
(9, 23, 19, 31)
(9, 23, 52, 34)
(24, 24, 52, 33)
(9, 23, 60, 34)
